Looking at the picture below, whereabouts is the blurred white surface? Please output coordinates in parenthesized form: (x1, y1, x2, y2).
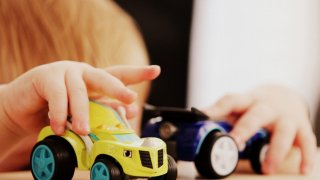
(188, 0, 320, 123)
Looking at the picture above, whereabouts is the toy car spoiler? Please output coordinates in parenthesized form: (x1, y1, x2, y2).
(143, 104, 209, 122)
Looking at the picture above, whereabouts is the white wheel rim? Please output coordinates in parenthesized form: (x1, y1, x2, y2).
(211, 136, 238, 176)
(259, 145, 269, 164)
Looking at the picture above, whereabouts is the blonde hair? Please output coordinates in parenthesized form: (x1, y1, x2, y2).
(0, 0, 149, 83)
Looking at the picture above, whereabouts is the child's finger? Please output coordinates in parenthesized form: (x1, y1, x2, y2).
(106, 65, 161, 85)
(124, 103, 140, 119)
(83, 68, 137, 104)
(296, 126, 317, 174)
(65, 69, 90, 135)
(41, 75, 68, 135)
(203, 93, 253, 120)
(229, 102, 277, 145)
(262, 121, 296, 174)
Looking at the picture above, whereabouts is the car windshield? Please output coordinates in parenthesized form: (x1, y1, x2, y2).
(114, 134, 140, 142)
(114, 111, 129, 129)
(102, 105, 132, 130)
(89, 101, 133, 130)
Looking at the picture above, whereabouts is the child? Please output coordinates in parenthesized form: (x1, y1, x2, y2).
(0, 0, 159, 171)
(203, 85, 317, 174)
(0, 0, 317, 176)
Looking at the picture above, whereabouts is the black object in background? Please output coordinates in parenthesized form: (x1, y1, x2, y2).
(115, 0, 193, 108)
(316, 103, 320, 146)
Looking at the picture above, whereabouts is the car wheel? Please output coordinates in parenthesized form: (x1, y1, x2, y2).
(31, 137, 76, 180)
(195, 132, 239, 179)
(149, 155, 177, 180)
(249, 139, 269, 174)
(91, 158, 122, 180)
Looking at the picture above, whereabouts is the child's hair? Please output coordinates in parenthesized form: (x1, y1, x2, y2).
(0, 0, 148, 83)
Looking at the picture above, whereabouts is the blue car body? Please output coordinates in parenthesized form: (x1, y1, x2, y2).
(142, 107, 269, 162)
(143, 120, 227, 161)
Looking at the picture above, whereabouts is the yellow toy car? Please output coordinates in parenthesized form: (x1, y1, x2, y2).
(30, 101, 177, 180)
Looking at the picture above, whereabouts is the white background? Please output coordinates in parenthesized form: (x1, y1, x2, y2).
(188, 0, 320, 123)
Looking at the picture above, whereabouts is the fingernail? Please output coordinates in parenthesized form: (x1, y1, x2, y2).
(77, 122, 90, 134)
(235, 139, 245, 151)
(85, 123, 90, 132)
(238, 142, 246, 151)
(151, 65, 161, 73)
(149, 65, 159, 69)
(229, 135, 245, 151)
(56, 126, 65, 135)
(130, 93, 138, 102)
(123, 89, 137, 99)
(127, 104, 138, 114)
(231, 134, 240, 144)
(48, 112, 52, 120)
(263, 163, 275, 174)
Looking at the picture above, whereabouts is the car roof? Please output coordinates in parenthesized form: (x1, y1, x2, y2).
(144, 105, 209, 122)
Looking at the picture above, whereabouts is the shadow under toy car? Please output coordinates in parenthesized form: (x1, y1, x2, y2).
(142, 105, 270, 179)
(30, 101, 177, 180)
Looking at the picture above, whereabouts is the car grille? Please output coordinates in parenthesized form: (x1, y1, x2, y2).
(139, 150, 153, 168)
(158, 149, 163, 167)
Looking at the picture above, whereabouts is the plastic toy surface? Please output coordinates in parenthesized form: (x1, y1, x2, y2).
(30, 101, 177, 180)
(142, 105, 270, 179)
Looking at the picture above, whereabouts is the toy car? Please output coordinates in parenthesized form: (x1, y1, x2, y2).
(30, 101, 177, 180)
(142, 105, 270, 179)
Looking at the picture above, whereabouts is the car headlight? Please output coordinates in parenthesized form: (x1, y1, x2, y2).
(159, 121, 177, 140)
(123, 150, 132, 158)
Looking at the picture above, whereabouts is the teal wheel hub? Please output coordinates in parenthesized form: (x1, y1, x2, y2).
(31, 145, 55, 180)
(91, 162, 110, 180)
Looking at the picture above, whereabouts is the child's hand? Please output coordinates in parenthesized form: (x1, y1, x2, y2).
(0, 61, 160, 137)
(203, 85, 317, 175)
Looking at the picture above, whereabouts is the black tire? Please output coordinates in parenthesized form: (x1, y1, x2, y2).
(30, 137, 77, 180)
(150, 155, 177, 180)
(194, 132, 239, 179)
(249, 139, 269, 174)
(166, 155, 178, 180)
(91, 158, 122, 180)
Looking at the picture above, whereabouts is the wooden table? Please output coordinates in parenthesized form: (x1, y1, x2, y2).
(0, 148, 319, 179)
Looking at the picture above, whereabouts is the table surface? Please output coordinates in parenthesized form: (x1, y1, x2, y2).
(0, 148, 319, 180)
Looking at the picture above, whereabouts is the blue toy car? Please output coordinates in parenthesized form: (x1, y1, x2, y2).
(142, 105, 270, 179)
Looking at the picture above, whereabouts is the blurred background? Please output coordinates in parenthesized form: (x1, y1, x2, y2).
(115, 0, 320, 146)
(116, 0, 193, 108)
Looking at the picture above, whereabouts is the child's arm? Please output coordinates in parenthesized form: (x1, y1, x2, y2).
(0, 61, 160, 162)
(0, 89, 22, 163)
(203, 85, 317, 174)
